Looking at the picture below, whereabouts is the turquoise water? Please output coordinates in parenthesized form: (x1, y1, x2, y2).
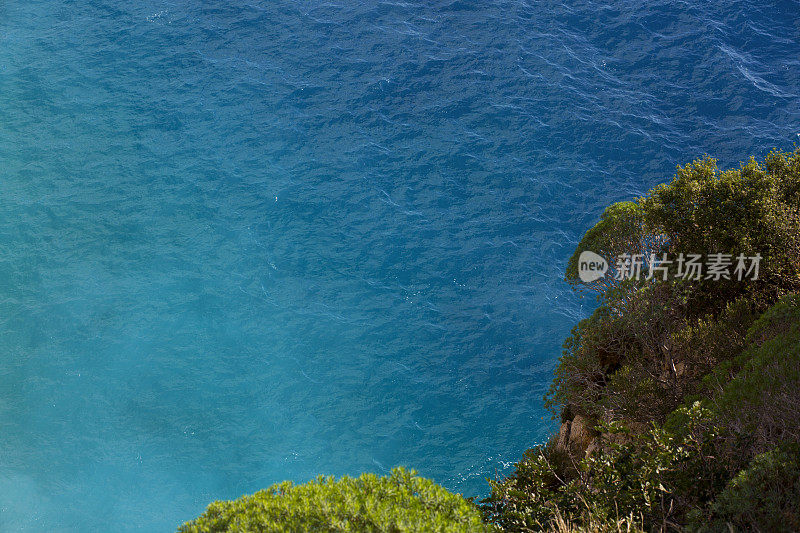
(1, 0, 798, 530)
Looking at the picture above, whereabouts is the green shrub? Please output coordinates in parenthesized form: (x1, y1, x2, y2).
(744, 292, 800, 346)
(669, 297, 757, 384)
(567, 150, 800, 313)
(583, 402, 729, 528)
(481, 440, 581, 531)
(711, 309, 800, 458)
(483, 403, 726, 531)
(565, 201, 659, 296)
(546, 281, 692, 423)
(597, 281, 691, 423)
(641, 152, 800, 313)
(691, 445, 800, 532)
(545, 306, 631, 420)
(178, 467, 492, 533)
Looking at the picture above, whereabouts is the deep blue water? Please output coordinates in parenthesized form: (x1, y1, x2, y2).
(0, 0, 798, 530)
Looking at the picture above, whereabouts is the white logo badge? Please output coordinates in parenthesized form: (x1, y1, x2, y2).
(578, 251, 608, 282)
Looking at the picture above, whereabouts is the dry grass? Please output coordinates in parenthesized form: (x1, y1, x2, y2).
(549, 509, 645, 533)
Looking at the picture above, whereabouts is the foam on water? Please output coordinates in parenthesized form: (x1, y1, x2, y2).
(0, 0, 798, 530)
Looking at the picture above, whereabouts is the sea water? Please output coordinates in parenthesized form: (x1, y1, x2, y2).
(0, 0, 798, 530)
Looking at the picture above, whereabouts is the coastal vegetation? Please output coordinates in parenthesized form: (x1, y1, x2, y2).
(482, 149, 800, 531)
(180, 150, 800, 532)
(178, 467, 491, 532)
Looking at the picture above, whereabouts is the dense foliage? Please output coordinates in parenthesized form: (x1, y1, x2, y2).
(484, 150, 800, 532)
(178, 467, 491, 532)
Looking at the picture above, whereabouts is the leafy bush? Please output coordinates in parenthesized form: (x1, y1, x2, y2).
(641, 151, 800, 312)
(597, 281, 691, 423)
(483, 403, 726, 531)
(546, 281, 692, 424)
(545, 306, 631, 420)
(567, 150, 800, 313)
(565, 201, 662, 295)
(669, 296, 757, 386)
(481, 439, 582, 531)
(708, 295, 800, 458)
(583, 403, 727, 528)
(743, 292, 800, 346)
(692, 445, 800, 532)
(178, 467, 492, 533)
(548, 281, 756, 426)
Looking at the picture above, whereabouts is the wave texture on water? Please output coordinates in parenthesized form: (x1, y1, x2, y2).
(0, 0, 798, 530)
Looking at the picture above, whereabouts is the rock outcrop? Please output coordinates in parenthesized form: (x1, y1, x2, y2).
(555, 413, 598, 457)
(555, 410, 648, 459)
